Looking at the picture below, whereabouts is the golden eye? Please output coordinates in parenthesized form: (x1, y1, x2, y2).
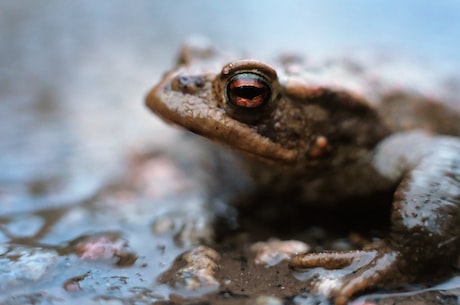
(225, 73, 271, 109)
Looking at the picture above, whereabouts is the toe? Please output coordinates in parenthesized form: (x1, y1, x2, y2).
(290, 248, 402, 304)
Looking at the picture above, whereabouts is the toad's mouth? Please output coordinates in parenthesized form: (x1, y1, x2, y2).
(146, 81, 298, 164)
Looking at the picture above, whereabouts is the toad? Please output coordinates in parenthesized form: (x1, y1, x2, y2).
(145, 41, 460, 305)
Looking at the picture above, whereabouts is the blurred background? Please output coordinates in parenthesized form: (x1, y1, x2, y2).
(1, 0, 459, 200)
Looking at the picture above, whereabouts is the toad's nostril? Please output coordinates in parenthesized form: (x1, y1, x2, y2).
(172, 74, 205, 94)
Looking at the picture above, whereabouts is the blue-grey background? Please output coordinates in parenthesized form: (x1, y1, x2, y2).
(0, 2, 459, 303)
(0, 0, 459, 207)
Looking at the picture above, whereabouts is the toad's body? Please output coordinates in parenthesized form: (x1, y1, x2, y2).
(146, 41, 460, 304)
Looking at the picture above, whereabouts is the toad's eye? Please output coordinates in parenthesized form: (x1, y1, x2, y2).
(225, 73, 271, 108)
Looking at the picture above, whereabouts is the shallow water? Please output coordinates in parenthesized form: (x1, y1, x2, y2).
(1, 1, 460, 304)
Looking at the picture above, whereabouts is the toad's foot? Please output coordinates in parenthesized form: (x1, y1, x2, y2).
(289, 246, 410, 305)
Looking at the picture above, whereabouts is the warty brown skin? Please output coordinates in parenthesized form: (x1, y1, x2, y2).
(146, 42, 460, 305)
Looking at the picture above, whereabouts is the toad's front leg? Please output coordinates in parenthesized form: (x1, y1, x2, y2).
(290, 132, 460, 305)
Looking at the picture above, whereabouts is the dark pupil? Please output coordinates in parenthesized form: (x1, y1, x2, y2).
(233, 86, 265, 100)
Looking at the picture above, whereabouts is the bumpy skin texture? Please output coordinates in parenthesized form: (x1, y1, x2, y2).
(146, 41, 460, 304)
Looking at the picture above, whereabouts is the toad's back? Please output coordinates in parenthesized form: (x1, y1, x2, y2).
(276, 56, 460, 137)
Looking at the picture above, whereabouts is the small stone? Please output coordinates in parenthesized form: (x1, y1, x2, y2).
(255, 295, 283, 305)
(0, 245, 58, 289)
(68, 233, 137, 267)
(159, 246, 221, 294)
